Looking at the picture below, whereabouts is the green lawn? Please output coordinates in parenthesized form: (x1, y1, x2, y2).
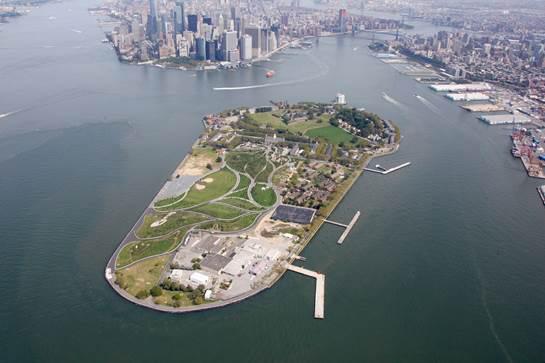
(156, 168, 236, 210)
(287, 115, 328, 134)
(117, 231, 185, 268)
(226, 151, 267, 179)
(199, 213, 259, 232)
(255, 161, 274, 183)
(190, 202, 245, 219)
(248, 112, 288, 129)
(226, 188, 249, 199)
(251, 183, 277, 207)
(305, 125, 353, 145)
(218, 197, 263, 211)
(236, 174, 251, 190)
(136, 211, 208, 238)
(115, 255, 169, 296)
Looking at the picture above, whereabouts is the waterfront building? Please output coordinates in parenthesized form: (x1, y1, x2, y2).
(240, 34, 252, 61)
(196, 37, 206, 60)
(339, 8, 347, 33)
(221, 30, 237, 61)
(205, 40, 216, 61)
(245, 25, 261, 58)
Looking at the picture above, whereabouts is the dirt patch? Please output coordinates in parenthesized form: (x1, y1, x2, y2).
(176, 149, 218, 177)
(195, 183, 206, 190)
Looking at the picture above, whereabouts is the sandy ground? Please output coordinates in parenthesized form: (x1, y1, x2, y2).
(176, 151, 217, 177)
(203, 177, 214, 183)
(195, 183, 206, 190)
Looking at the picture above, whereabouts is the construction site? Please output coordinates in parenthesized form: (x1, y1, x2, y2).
(511, 127, 545, 179)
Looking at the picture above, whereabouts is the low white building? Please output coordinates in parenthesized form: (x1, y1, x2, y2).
(189, 271, 210, 285)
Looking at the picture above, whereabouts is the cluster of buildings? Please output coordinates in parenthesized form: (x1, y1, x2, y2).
(95, 0, 409, 66)
(393, 30, 545, 116)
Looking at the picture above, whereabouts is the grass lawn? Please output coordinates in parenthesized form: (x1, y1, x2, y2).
(115, 255, 169, 296)
(248, 112, 288, 129)
(218, 197, 263, 211)
(226, 151, 267, 178)
(117, 235, 177, 268)
(287, 116, 328, 134)
(199, 213, 259, 232)
(156, 168, 236, 210)
(255, 161, 274, 183)
(251, 183, 277, 207)
(153, 290, 193, 307)
(226, 188, 249, 199)
(306, 125, 353, 145)
(136, 212, 208, 238)
(190, 202, 245, 219)
(236, 174, 251, 190)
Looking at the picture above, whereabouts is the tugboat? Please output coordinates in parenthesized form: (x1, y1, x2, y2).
(265, 70, 275, 78)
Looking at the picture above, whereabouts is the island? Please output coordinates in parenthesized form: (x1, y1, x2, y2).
(105, 101, 401, 313)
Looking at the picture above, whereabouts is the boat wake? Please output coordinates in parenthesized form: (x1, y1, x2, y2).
(71, 29, 83, 34)
(471, 249, 514, 363)
(382, 92, 406, 109)
(213, 52, 329, 91)
(416, 94, 440, 113)
(0, 110, 22, 120)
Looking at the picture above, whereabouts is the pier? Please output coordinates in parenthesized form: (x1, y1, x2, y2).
(286, 264, 325, 319)
(364, 162, 411, 175)
(324, 210, 361, 244)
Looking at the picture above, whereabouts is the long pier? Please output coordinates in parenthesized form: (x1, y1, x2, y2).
(286, 264, 325, 319)
(324, 210, 361, 244)
(364, 162, 411, 175)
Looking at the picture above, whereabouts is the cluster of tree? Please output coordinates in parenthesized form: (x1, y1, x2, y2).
(330, 108, 384, 138)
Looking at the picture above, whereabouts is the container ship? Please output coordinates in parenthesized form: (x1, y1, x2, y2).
(538, 185, 545, 206)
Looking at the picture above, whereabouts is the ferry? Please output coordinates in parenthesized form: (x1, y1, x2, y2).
(265, 70, 275, 78)
(538, 185, 545, 206)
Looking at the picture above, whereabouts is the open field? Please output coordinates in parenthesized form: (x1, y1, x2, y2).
(116, 235, 180, 268)
(136, 211, 209, 238)
(251, 183, 277, 207)
(156, 168, 236, 210)
(306, 125, 353, 145)
(218, 197, 263, 211)
(226, 187, 249, 199)
(226, 151, 267, 178)
(287, 114, 329, 134)
(199, 213, 259, 232)
(247, 112, 288, 129)
(176, 147, 219, 176)
(236, 174, 251, 190)
(256, 161, 274, 183)
(115, 255, 169, 296)
(190, 202, 245, 219)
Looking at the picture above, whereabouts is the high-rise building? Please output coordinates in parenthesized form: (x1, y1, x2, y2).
(245, 25, 261, 58)
(203, 16, 212, 26)
(205, 40, 216, 61)
(187, 14, 198, 33)
(195, 37, 206, 60)
(221, 30, 238, 61)
(339, 9, 347, 33)
(260, 28, 269, 55)
(175, 2, 185, 32)
(240, 34, 252, 60)
(147, 0, 159, 37)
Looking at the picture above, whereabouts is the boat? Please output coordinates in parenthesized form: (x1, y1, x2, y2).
(265, 70, 275, 78)
(538, 185, 545, 205)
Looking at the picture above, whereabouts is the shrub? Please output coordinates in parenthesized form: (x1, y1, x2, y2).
(135, 289, 150, 299)
(150, 286, 163, 297)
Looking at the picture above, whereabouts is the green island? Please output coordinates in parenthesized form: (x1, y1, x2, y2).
(105, 101, 400, 311)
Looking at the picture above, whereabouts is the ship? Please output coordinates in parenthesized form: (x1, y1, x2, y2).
(265, 70, 275, 78)
(538, 185, 545, 206)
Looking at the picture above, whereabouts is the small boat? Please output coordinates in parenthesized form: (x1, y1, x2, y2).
(265, 70, 275, 78)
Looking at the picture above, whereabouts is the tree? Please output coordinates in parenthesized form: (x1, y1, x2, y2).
(150, 286, 163, 297)
(135, 289, 149, 299)
(215, 156, 222, 163)
(172, 293, 182, 301)
(206, 163, 212, 170)
(193, 296, 204, 305)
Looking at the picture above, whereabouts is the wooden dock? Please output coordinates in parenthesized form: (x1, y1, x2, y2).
(286, 264, 325, 319)
(324, 210, 361, 244)
(337, 211, 360, 244)
(364, 162, 411, 175)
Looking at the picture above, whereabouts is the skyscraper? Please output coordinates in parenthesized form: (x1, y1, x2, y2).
(245, 25, 261, 58)
(240, 34, 252, 61)
(147, 0, 159, 37)
(339, 9, 348, 33)
(175, 2, 185, 33)
(187, 14, 198, 33)
(221, 30, 238, 61)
